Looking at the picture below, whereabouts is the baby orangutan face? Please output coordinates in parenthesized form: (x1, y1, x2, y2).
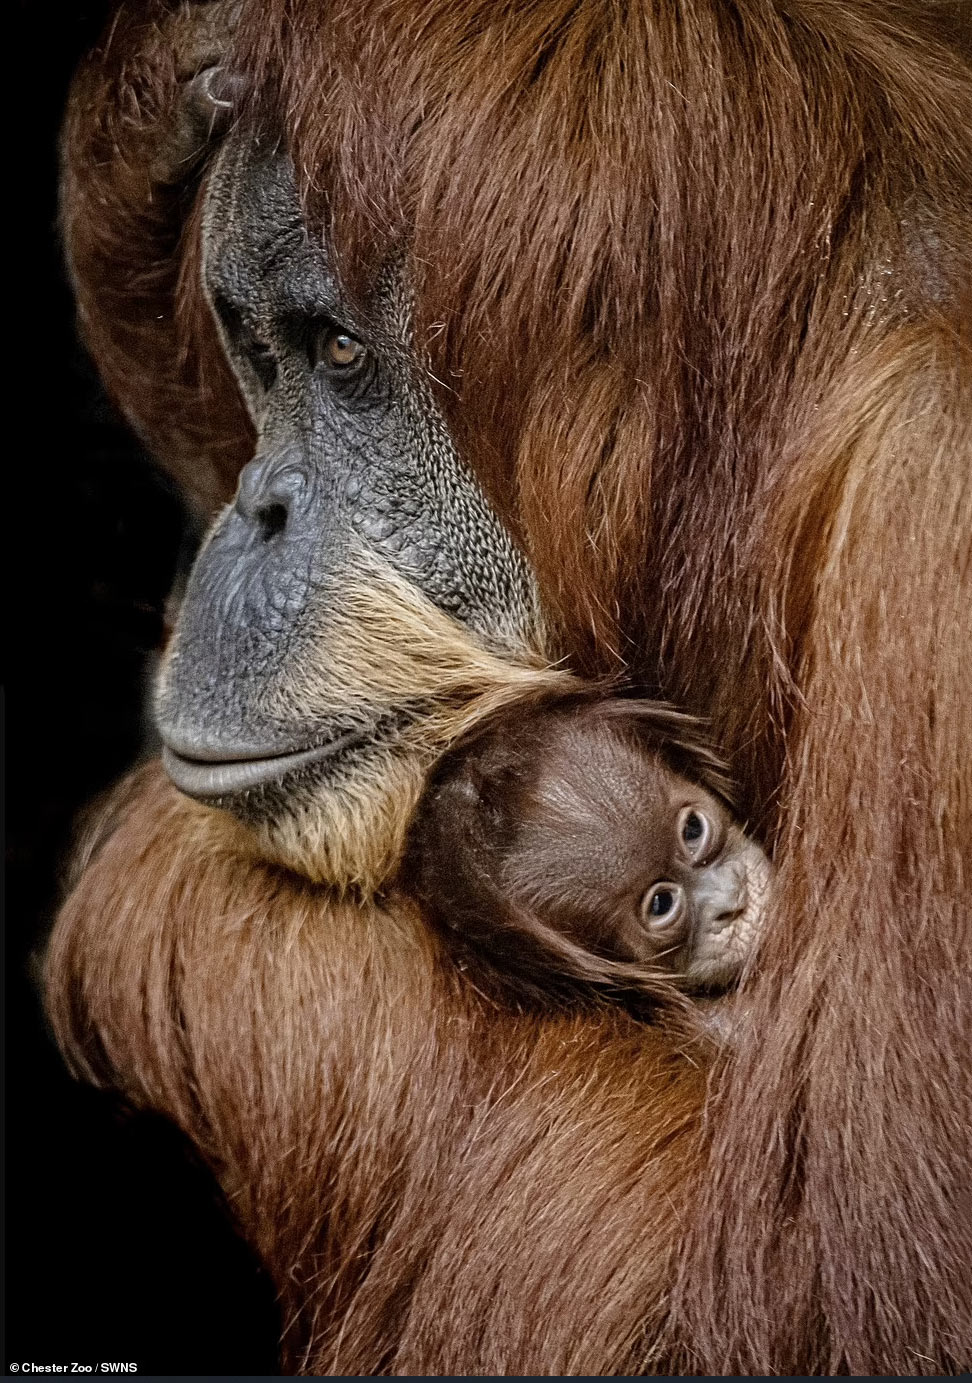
(404, 694, 773, 1003)
(506, 722, 772, 990)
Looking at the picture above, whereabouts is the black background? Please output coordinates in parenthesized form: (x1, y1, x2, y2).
(6, 4, 280, 1373)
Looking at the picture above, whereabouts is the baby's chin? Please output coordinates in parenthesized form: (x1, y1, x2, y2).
(682, 840, 774, 991)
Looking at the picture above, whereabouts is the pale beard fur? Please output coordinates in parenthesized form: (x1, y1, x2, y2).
(171, 546, 577, 892)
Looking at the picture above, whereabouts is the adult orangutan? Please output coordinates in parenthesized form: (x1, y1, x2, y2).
(47, 0, 971, 1374)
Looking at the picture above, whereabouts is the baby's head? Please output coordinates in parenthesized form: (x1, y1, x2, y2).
(404, 693, 772, 1003)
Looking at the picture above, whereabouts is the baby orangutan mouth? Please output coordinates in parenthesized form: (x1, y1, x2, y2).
(403, 690, 774, 1005)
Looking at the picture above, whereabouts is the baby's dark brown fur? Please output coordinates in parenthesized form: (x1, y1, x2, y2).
(404, 693, 772, 1005)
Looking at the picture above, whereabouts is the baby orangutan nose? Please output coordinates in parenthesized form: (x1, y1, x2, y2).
(696, 860, 749, 926)
(678, 839, 774, 991)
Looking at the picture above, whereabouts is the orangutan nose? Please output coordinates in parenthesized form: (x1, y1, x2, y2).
(234, 450, 311, 541)
(696, 861, 748, 926)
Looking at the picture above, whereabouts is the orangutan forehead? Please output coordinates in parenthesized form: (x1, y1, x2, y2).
(227, 0, 664, 369)
(202, 136, 408, 346)
(511, 743, 693, 901)
(227, 0, 836, 369)
(533, 729, 703, 833)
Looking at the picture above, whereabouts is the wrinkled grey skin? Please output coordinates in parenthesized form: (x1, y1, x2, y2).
(156, 132, 539, 812)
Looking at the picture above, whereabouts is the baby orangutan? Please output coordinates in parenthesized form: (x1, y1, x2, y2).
(403, 692, 773, 1006)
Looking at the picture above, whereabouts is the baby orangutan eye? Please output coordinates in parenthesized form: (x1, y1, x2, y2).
(641, 882, 684, 929)
(678, 806, 712, 859)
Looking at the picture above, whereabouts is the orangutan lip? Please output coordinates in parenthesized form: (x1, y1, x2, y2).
(161, 735, 360, 799)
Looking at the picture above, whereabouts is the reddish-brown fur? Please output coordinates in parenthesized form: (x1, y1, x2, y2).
(59, 3, 253, 510)
(50, 765, 709, 1375)
(48, 1, 972, 1373)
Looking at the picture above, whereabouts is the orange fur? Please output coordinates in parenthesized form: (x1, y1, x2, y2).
(49, 766, 707, 1376)
(50, 1, 972, 1373)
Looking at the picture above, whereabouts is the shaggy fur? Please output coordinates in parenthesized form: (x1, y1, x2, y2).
(49, 766, 709, 1376)
(49, 0, 972, 1374)
(59, 1, 253, 511)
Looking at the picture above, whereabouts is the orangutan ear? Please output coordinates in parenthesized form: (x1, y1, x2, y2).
(131, 1, 246, 182)
(148, 62, 248, 183)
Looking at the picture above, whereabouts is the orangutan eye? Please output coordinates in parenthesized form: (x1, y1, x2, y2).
(319, 328, 367, 371)
(679, 807, 712, 859)
(641, 882, 684, 928)
(308, 325, 379, 401)
(307, 324, 379, 401)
